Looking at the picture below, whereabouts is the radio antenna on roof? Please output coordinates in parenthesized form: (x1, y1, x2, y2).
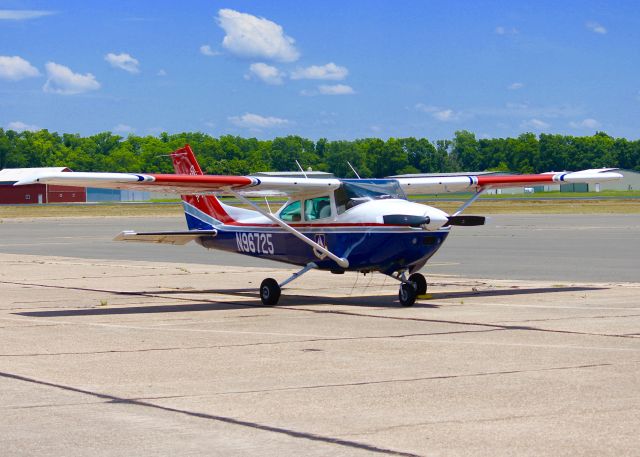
(347, 161, 361, 179)
(295, 160, 309, 179)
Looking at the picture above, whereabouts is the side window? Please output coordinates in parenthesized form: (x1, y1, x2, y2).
(334, 186, 348, 214)
(279, 200, 301, 222)
(304, 196, 332, 221)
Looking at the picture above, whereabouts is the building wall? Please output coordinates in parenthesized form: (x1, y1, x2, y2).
(47, 185, 86, 203)
(0, 184, 86, 204)
(86, 188, 151, 202)
(598, 170, 640, 191)
(0, 184, 47, 204)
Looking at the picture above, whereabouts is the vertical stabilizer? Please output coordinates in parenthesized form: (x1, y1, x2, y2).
(170, 145, 235, 228)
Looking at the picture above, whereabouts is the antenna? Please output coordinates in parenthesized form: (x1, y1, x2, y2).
(347, 161, 361, 179)
(295, 160, 309, 179)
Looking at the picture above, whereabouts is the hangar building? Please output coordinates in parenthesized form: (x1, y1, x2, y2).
(0, 167, 86, 204)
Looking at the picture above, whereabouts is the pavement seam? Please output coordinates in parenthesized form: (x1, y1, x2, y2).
(0, 371, 422, 457)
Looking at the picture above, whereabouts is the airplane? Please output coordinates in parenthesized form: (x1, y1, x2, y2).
(15, 145, 623, 307)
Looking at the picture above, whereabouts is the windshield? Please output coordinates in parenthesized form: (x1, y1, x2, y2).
(335, 179, 406, 214)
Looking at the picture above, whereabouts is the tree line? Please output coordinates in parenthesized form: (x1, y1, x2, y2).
(0, 128, 638, 178)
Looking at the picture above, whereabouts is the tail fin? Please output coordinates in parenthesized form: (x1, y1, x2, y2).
(171, 145, 235, 229)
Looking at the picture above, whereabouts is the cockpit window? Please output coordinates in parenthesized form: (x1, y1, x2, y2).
(335, 180, 406, 214)
(304, 196, 332, 220)
(279, 200, 301, 221)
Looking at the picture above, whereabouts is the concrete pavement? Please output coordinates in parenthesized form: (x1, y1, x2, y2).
(1, 252, 639, 456)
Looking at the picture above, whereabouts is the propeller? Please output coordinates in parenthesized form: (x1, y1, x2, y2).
(383, 214, 485, 228)
(445, 215, 485, 226)
(383, 214, 430, 227)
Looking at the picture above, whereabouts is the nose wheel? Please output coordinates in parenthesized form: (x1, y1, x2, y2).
(399, 283, 417, 307)
(393, 271, 428, 307)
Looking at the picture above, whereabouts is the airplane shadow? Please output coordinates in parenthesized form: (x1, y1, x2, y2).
(14, 285, 605, 318)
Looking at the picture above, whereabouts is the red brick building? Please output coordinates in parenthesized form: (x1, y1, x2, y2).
(0, 167, 86, 204)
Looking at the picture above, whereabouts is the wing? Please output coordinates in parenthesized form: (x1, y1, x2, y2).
(14, 172, 341, 197)
(395, 169, 623, 195)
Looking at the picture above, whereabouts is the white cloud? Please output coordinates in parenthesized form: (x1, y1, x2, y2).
(246, 62, 284, 85)
(415, 103, 460, 121)
(0, 55, 40, 80)
(569, 118, 601, 129)
(433, 109, 457, 121)
(105, 53, 140, 73)
(228, 113, 290, 129)
(318, 84, 354, 95)
(520, 118, 550, 130)
(291, 62, 348, 80)
(0, 10, 55, 20)
(508, 82, 524, 90)
(217, 8, 299, 62)
(7, 121, 39, 132)
(495, 26, 518, 35)
(157, 69, 167, 76)
(586, 21, 607, 34)
(199, 44, 220, 57)
(43, 62, 100, 95)
(113, 124, 135, 133)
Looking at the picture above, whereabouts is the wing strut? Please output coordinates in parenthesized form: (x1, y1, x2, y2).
(452, 188, 486, 216)
(227, 190, 350, 269)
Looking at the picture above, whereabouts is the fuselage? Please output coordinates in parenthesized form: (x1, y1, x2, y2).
(183, 178, 453, 275)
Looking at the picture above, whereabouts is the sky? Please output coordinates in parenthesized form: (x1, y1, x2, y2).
(0, 0, 639, 140)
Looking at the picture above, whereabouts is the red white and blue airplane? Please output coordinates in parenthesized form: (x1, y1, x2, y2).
(15, 145, 622, 306)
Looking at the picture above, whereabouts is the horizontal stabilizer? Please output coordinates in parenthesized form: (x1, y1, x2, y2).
(114, 230, 217, 245)
(446, 215, 486, 226)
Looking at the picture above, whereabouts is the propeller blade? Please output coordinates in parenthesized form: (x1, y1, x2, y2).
(446, 215, 485, 226)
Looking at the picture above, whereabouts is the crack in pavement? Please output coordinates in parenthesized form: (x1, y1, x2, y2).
(173, 362, 615, 397)
(495, 313, 640, 324)
(0, 371, 422, 457)
(0, 328, 500, 357)
(278, 307, 639, 340)
(347, 404, 640, 437)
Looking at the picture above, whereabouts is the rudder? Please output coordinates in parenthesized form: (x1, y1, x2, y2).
(171, 145, 235, 228)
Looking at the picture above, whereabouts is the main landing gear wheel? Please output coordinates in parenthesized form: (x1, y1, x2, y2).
(260, 278, 281, 306)
(408, 273, 427, 295)
(399, 283, 417, 307)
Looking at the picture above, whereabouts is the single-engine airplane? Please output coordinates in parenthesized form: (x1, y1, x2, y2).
(15, 145, 622, 306)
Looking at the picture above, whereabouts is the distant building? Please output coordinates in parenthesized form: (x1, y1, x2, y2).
(86, 188, 150, 202)
(597, 169, 640, 191)
(0, 167, 86, 204)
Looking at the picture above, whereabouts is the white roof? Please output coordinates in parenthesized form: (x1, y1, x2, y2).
(0, 167, 70, 184)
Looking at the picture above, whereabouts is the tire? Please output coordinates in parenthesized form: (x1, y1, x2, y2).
(399, 283, 417, 307)
(408, 273, 427, 295)
(260, 278, 281, 306)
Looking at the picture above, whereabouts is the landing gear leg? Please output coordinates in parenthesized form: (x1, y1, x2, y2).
(259, 262, 317, 306)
